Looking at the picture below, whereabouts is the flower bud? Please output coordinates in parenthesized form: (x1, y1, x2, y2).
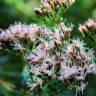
(78, 24, 88, 36)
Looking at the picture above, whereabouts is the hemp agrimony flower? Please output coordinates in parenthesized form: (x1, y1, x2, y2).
(0, 21, 96, 96)
(25, 38, 96, 96)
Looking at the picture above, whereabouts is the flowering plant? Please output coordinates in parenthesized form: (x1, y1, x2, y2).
(0, 0, 96, 96)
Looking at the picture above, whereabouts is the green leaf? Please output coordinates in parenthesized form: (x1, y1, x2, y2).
(56, 88, 76, 96)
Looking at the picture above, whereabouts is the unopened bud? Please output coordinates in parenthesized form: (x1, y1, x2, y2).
(78, 24, 88, 37)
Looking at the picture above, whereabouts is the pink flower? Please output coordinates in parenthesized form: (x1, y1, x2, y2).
(85, 19, 95, 28)
(85, 19, 96, 29)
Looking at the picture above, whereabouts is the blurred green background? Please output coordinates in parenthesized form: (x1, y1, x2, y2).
(0, 0, 96, 96)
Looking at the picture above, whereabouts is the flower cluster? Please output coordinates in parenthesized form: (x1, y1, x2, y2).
(0, 23, 39, 41)
(34, 0, 75, 15)
(0, 22, 96, 95)
(0, 23, 72, 51)
(58, 39, 95, 80)
(26, 39, 96, 92)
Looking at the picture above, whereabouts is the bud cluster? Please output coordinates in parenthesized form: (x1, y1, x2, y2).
(34, 0, 75, 15)
(78, 19, 96, 40)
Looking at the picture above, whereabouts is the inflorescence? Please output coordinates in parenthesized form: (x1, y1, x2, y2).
(78, 19, 96, 41)
(0, 19, 96, 95)
(34, 0, 75, 15)
(0, 22, 72, 51)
